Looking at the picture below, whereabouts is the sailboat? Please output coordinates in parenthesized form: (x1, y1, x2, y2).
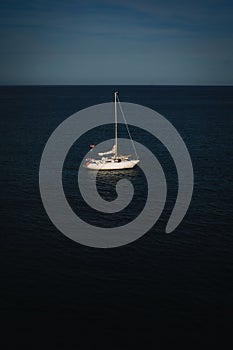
(84, 91, 140, 170)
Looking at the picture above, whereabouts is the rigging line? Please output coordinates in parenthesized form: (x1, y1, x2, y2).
(117, 95, 139, 159)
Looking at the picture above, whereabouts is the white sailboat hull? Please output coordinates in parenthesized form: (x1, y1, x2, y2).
(85, 159, 139, 170)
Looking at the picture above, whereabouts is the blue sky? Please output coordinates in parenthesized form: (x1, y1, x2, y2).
(1, 0, 233, 84)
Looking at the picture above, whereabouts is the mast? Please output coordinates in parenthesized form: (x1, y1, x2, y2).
(114, 91, 118, 158)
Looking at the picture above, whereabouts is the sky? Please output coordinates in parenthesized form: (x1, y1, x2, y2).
(0, 0, 233, 85)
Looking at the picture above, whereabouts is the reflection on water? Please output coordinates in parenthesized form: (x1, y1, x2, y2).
(93, 167, 143, 202)
(64, 159, 147, 227)
(96, 168, 139, 185)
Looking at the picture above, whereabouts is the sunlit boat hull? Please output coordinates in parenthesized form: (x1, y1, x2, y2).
(85, 159, 139, 170)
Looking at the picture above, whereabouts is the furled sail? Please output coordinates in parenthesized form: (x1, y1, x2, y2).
(98, 144, 116, 156)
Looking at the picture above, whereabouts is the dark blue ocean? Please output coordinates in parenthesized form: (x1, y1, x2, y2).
(1, 86, 233, 347)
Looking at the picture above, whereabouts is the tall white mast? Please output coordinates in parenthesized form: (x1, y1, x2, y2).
(114, 91, 118, 158)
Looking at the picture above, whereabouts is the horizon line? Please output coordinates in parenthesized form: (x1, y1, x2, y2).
(0, 83, 233, 87)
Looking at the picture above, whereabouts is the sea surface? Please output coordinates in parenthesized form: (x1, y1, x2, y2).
(1, 86, 233, 347)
